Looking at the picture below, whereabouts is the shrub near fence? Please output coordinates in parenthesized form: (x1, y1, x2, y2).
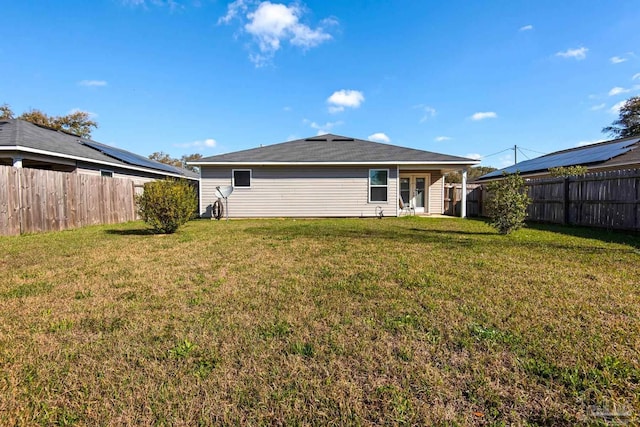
(0, 165, 137, 236)
(446, 169, 640, 232)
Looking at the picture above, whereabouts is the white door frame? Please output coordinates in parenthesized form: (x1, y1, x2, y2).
(399, 173, 430, 214)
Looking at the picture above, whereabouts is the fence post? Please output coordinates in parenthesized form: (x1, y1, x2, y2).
(563, 177, 570, 225)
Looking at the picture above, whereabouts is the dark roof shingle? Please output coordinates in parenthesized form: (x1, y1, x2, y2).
(196, 134, 477, 164)
(0, 119, 197, 179)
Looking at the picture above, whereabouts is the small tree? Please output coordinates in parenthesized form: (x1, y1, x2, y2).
(548, 165, 588, 177)
(486, 172, 531, 234)
(136, 179, 197, 234)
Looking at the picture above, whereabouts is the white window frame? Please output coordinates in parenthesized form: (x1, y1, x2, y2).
(100, 169, 114, 178)
(232, 169, 252, 188)
(368, 168, 389, 203)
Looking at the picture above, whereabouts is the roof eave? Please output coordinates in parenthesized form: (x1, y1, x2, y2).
(1, 145, 199, 181)
(188, 160, 480, 166)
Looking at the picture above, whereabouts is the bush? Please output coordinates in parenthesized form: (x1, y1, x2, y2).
(486, 172, 531, 235)
(136, 179, 197, 234)
(548, 166, 588, 177)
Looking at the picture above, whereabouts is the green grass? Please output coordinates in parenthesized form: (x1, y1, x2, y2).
(0, 217, 638, 425)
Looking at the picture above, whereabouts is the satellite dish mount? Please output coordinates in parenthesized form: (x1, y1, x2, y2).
(214, 185, 234, 221)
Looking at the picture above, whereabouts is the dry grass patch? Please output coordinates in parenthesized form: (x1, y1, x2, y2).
(0, 217, 639, 425)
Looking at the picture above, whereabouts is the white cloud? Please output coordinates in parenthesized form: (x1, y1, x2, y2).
(174, 138, 217, 149)
(519, 24, 533, 31)
(608, 86, 630, 96)
(498, 154, 515, 168)
(633, 73, 640, 81)
(590, 103, 606, 111)
(610, 100, 626, 114)
(220, 1, 335, 66)
(610, 56, 628, 64)
(218, 0, 248, 24)
(413, 104, 436, 122)
(304, 119, 342, 134)
(555, 47, 588, 60)
(327, 89, 364, 113)
(78, 80, 107, 87)
(435, 136, 452, 142)
(466, 153, 482, 160)
(368, 132, 390, 143)
(470, 111, 497, 121)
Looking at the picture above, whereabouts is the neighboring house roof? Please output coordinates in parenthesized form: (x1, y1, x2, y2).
(477, 135, 640, 181)
(192, 134, 479, 165)
(0, 119, 198, 179)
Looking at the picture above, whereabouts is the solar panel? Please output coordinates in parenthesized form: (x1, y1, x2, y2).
(82, 141, 184, 175)
(481, 138, 639, 179)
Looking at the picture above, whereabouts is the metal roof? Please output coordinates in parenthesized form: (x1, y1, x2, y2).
(194, 134, 479, 165)
(478, 136, 640, 180)
(0, 119, 197, 179)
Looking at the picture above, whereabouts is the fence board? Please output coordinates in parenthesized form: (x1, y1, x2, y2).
(0, 165, 138, 236)
(450, 169, 640, 232)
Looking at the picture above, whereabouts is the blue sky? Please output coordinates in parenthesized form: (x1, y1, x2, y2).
(2, 0, 639, 168)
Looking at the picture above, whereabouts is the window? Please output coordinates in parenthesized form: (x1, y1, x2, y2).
(233, 169, 251, 188)
(369, 169, 388, 202)
(100, 170, 113, 178)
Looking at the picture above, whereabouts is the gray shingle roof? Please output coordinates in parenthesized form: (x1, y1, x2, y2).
(195, 134, 478, 164)
(0, 119, 198, 179)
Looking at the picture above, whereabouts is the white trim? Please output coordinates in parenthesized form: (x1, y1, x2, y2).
(0, 145, 198, 181)
(461, 168, 468, 218)
(396, 165, 400, 216)
(368, 168, 389, 203)
(232, 168, 252, 188)
(190, 160, 480, 166)
(100, 169, 114, 178)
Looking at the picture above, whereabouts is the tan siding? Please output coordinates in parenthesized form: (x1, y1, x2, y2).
(429, 170, 444, 214)
(200, 166, 398, 217)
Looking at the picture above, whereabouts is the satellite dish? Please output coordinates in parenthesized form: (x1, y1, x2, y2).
(214, 185, 234, 221)
(215, 185, 233, 199)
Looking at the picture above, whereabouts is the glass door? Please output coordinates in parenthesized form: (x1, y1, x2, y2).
(399, 174, 429, 214)
(400, 178, 411, 205)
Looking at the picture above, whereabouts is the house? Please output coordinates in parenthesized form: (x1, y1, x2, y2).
(0, 118, 198, 184)
(476, 135, 640, 182)
(190, 134, 479, 218)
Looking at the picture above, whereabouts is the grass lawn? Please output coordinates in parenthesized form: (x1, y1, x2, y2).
(1, 217, 639, 425)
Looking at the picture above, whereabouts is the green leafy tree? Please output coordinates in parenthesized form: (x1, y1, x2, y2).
(603, 96, 640, 138)
(548, 165, 588, 177)
(0, 104, 14, 119)
(149, 152, 202, 173)
(486, 172, 531, 234)
(1, 103, 98, 138)
(181, 153, 202, 173)
(446, 166, 498, 183)
(149, 151, 183, 167)
(136, 179, 197, 234)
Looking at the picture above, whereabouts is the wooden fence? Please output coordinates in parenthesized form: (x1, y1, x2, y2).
(0, 165, 137, 236)
(525, 169, 640, 231)
(444, 183, 483, 217)
(444, 169, 640, 231)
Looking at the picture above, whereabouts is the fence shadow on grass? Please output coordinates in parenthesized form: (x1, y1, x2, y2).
(245, 218, 640, 254)
(525, 222, 640, 250)
(104, 228, 157, 236)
